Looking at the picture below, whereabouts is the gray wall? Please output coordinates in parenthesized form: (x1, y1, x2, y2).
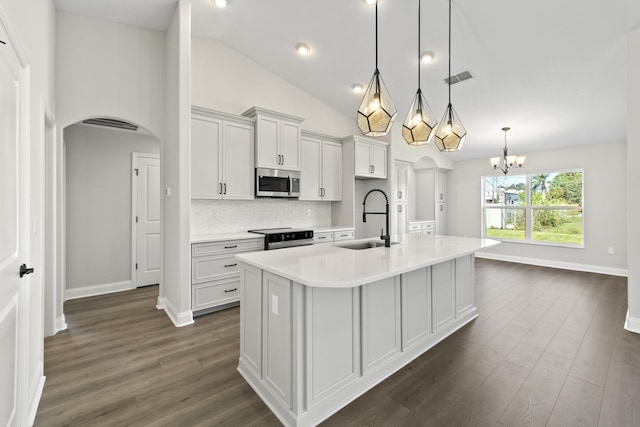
(65, 124, 159, 291)
(448, 141, 627, 274)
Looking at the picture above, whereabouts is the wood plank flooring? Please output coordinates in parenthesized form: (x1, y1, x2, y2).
(34, 259, 640, 426)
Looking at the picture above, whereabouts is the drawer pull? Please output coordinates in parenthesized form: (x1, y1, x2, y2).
(224, 263, 238, 268)
(224, 288, 238, 293)
(224, 245, 237, 249)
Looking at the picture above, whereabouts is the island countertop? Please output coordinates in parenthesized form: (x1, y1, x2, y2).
(235, 234, 499, 288)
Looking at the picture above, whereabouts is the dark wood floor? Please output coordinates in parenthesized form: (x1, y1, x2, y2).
(34, 260, 640, 426)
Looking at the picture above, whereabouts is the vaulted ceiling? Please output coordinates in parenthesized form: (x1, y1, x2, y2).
(54, 0, 640, 161)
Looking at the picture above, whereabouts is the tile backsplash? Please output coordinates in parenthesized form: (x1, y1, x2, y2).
(191, 199, 332, 235)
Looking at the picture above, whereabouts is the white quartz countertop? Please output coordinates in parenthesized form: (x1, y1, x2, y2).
(191, 232, 262, 244)
(236, 234, 500, 288)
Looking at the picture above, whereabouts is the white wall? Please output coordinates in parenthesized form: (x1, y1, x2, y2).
(626, 28, 640, 331)
(191, 200, 331, 235)
(448, 142, 627, 274)
(64, 125, 159, 293)
(160, 0, 192, 327)
(56, 12, 166, 135)
(191, 37, 358, 138)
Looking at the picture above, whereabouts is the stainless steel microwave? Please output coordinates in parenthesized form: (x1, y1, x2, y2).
(255, 168, 300, 198)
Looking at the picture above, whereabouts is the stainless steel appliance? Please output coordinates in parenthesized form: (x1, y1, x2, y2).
(255, 168, 300, 198)
(248, 228, 314, 250)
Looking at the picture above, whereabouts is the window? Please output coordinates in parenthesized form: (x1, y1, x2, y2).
(482, 170, 583, 246)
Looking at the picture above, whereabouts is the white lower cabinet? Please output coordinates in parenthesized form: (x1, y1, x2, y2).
(333, 230, 354, 241)
(401, 267, 432, 350)
(191, 238, 263, 316)
(362, 276, 401, 373)
(431, 260, 455, 332)
(313, 232, 334, 244)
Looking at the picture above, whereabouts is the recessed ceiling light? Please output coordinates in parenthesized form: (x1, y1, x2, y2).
(421, 51, 435, 64)
(296, 43, 311, 56)
(213, 0, 227, 8)
(352, 84, 364, 94)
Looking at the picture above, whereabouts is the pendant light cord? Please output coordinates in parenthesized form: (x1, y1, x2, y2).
(375, 2, 379, 72)
(448, 0, 452, 111)
(417, 0, 421, 90)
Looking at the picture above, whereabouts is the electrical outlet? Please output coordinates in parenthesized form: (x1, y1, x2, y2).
(608, 247, 615, 255)
(306, 208, 311, 217)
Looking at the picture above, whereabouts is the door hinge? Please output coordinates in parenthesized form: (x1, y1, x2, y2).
(134, 168, 139, 176)
(135, 263, 138, 270)
(136, 216, 138, 223)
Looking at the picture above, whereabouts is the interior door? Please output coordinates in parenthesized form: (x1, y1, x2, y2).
(0, 19, 28, 427)
(135, 154, 161, 287)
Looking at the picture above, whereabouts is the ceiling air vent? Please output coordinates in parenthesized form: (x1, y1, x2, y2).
(445, 70, 473, 85)
(83, 118, 138, 132)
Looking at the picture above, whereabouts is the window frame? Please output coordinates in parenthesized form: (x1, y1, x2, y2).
(481, 169, 584, 248)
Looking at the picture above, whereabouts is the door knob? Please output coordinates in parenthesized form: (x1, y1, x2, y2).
(19, 264, 34, 278)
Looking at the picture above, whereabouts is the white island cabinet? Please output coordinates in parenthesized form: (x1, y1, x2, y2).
(236, 234, 499, 427)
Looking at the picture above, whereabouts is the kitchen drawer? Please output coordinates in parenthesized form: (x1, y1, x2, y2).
(192, 254, 241, 284)
(192, 279, 240, 312)
(192, 238, 263, 257)
(408, 223, 422, 232)
(313, 232, 334, 243)
(333, 230, 354, 241)
(422, 222, 436, 230)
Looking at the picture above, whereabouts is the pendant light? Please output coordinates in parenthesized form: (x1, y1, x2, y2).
(490, 127, 526, 175)
(434, 0, 467, 152)
(403, 0, 437, 145)
(357, 1, 397, 137)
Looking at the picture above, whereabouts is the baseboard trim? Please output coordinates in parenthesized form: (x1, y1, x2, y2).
(625, 310, 640, 334)
(55, 315, 67, 333)
(156, 296, 194, 327)
(27, 372, 45, 427)
(65, 280, 132, 300)
(476, 252, 628, 277)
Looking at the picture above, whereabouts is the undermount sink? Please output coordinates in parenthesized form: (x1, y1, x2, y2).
(336, 241, 399, 250)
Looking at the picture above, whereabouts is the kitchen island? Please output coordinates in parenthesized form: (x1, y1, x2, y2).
(235, 234, 499, 427)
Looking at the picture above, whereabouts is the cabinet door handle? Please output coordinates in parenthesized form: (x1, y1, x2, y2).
(398, 191, 402, 199)
(219, 183, 223, 194)
(224, 263, 238, 268)
(223, 183, 227, 194)
(224, 288, 238, 293)
(439, 205, 443, 212)
(282, 154, 285, 165)
(398, 205, 403, 212)
(440, 193, 443, 200)
(224, 245, 237, 249)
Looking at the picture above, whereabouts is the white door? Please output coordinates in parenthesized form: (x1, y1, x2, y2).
(300, 136, 321, 200)
(191, 116, 222, 199)
(256, 116, 280, 169)
(134, 154, 161, 287)
(0, 19, 29, 426)
(370, 144, 387, 178)
(222, 121, 254, 200)
(322, 141, 342, 201)
(279, 121, 300, 170)
(354, 141, 372, 176)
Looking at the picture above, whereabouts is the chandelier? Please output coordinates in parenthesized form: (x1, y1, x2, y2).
(490, 127, 526, 175)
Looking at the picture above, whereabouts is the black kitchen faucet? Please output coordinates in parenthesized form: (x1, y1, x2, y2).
(362, 189, 391, 247)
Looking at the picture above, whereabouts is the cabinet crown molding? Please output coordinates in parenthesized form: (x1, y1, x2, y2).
(242, 106, 304, 124)
(301, 129, 341, 143)
(341, 134, 389, 147)
(191, 105, 255, 125)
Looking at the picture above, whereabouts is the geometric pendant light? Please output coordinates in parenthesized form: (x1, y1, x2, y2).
(402, 0, 437, 145)
(433, 0, 467, 152)
(357, 1, 397, 137)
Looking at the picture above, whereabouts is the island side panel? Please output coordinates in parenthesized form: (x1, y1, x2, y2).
(362, 276, 402, 373)
(239, 263, 263, 377)
(305, 286, 361, 408)
(455, 254, 475, 317)
(401, 267, 433, 350)
(263, 271, 293, 409)
(432, 260, 456, 332)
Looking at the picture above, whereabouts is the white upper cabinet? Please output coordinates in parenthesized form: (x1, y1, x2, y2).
(351, 137, 388, 179)
(243, 107, 303, 171)
(394, 162, 409, 202)
(435, 171, 447, 202)
(191, 107, 255, 200)
(300, 133, 342, 201)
